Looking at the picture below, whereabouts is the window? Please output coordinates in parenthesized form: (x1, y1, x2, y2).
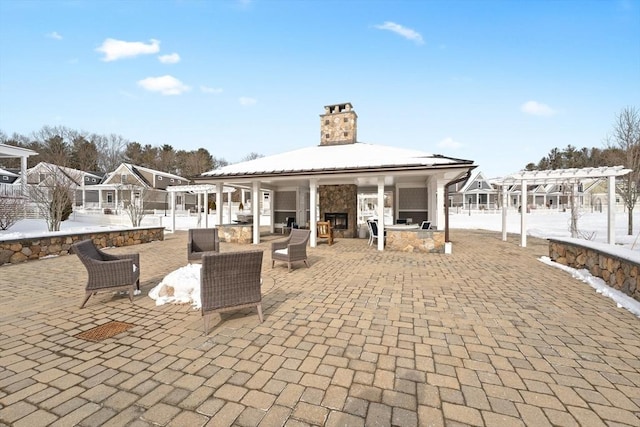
(325, 134, 330, 138)
(343, 118, 348, 122)
(477, 182, 481, 188)
(92, 178, 96, 183)
(121, 174, 127, 184)
(107, 192, 113, 203)
(343, 132, 348, 137)
(2, 176, 8, 181)
(85, 177, 89, 181)
(39, 173, 46, 183)
(158, 176, 163, 181)
(177, 180, 181, 184)
(170, 179, 174, 183)
(324, 120, 329, 125)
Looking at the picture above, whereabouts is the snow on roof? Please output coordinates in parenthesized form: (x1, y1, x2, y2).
(126, 163, 189, 181)
(0, 167, 19, 177)
(203, 143, 472, 177)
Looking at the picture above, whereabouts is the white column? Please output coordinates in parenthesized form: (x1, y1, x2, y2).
(204, 191, 209, 228)
(98, 188, 102, 209)
(608, 175, 615, 244)
(252, 181, 260, 244)
(520, 179, 527, 247)
(309, 179, 318, 247)
(196, 194, 202, 227)
(377, 177, 385, 251)
(269, 190, 275, 233)
(436, 181, 445, 231)
(227, 189, 232, 225)
(216, 184, 223, 227)
(171, 191, 176, 232)
(20, 156, 27, 197)
(502, 184, 508, 241)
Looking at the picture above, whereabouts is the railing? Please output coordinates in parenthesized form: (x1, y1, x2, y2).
(0, 183, 23, 197)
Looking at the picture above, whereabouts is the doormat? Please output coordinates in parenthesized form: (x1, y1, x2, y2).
(75, 321, 135, 342)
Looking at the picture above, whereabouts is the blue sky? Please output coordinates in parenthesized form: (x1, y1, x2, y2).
(0, 0, 638, 178)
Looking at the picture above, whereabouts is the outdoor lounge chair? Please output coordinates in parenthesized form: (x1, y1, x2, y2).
(201, 250, 264, 334)
(72, 239, 140, 308)
(271, 228, 310, 272)
(316, 221, 333, 245)
(187, 228, 220, 262)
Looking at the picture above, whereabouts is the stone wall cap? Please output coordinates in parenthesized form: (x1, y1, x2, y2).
(548, 237, 640, 265)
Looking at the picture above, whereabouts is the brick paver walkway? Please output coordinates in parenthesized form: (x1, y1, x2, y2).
(1, 230, 639, 426)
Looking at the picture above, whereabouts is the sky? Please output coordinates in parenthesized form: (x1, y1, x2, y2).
(0, 0, 639, 178)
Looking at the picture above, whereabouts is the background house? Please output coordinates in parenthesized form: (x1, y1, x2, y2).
(93, 163, 195, 213)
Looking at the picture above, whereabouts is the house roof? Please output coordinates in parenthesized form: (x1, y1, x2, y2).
(202, 142, 473, 178)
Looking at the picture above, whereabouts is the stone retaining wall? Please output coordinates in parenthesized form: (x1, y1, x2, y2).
(386, 230, 446, 253)
(218, 224, 253, 244)
(548, 238, 640, 302)
(0, 227, 164, 265)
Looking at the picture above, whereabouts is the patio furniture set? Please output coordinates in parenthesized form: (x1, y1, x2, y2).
(71, 227, 313, 334)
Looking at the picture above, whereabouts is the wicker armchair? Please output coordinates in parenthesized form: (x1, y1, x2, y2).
(188, 228, 220, 262)
(72, 239, 140, 308)
(201, 250, 264, 334)
(271, 228, 311, 272)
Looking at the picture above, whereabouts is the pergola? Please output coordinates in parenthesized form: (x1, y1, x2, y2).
(165, 184, 236, 232)
(500, 166, 632, 247)
(0, 143, 38, 196)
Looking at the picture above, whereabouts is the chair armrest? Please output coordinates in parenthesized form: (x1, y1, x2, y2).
(271, 239, 290, 251)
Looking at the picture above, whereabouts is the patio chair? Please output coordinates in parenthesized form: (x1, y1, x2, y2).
(72, 239, 140, 308)
(201, 250, 264, 334)
(282, 216, 295, 234)
(367, 220, 386, 246)
(271, 228, 310, 272)
(316, 221, 333, 245)
(188, 228, 220, 262)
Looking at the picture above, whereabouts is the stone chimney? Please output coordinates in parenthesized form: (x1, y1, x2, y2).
(319, 103, 357, 146)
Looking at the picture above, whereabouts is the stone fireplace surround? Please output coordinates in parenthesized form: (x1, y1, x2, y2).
(319, 184, 357, 238)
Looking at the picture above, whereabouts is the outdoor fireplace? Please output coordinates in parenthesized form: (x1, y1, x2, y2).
(325, 212, 348, 230)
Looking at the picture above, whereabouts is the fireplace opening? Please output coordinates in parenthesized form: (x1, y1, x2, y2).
(325, 212, 348, 230)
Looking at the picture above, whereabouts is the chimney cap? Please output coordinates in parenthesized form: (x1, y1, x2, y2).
(323, 102, 353, 113)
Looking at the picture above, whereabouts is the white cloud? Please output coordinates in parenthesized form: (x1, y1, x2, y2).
(437, 137, 463, 149)
(239, 97, 257, 106)
(96, 38, 160, 62)
(158, 53, 181, 64)
(137, 75, 190, 95)
(201, 86, 223, 94)
(47, 31, 62, 40)
(521, 100, 556, 116)
(374, 21, 424, 45)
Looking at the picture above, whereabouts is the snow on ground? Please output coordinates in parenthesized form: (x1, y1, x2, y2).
(2, 211, 639, 317)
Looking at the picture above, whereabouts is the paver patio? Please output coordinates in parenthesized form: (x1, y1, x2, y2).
(1, 229, 639, 426)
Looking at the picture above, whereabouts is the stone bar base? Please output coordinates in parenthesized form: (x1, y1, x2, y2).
(549, 238, 640, 302)
(0, 227, 164, 265)
(218, 224, 253, 244)
(386, 230, 446, 253)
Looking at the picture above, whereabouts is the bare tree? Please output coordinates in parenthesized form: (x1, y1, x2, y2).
(607, 106, 640, 235)
(123, 185, 149, 227)
(28, 164, 76, 231)
(0, 196, 25, 230)
(93, 133, 128, 173)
